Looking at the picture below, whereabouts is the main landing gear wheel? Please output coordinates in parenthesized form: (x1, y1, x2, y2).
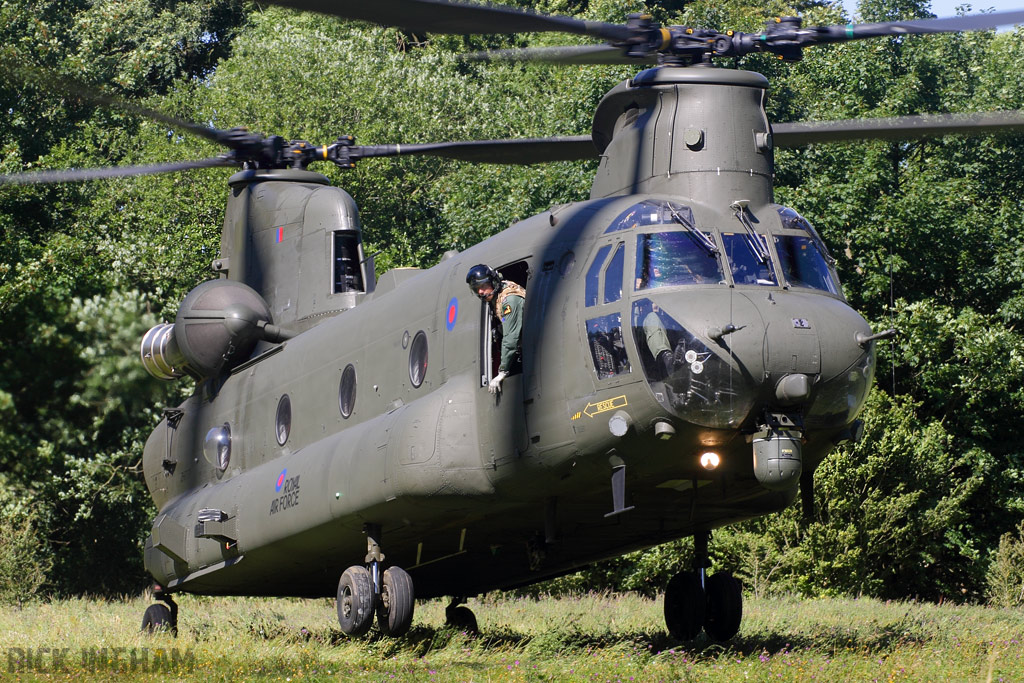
(376, 566, 415, 637)
(704, 572, 742, 641)
(141, 603, 176, 635)
(337, 565, 375, 637)
(664, 571, 705, 641)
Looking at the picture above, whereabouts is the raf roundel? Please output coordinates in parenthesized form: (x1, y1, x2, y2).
(446, 297, 459, 331)
(276, 469, 287, 492)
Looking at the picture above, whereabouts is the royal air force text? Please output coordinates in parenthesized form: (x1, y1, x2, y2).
(270, 475, 300, 515)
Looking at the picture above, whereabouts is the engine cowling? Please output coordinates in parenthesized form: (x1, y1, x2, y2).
(140, 280, 275, 380)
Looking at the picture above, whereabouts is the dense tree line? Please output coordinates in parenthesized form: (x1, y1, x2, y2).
(1, 0, 1022, 605)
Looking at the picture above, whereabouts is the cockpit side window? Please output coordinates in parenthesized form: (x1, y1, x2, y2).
(586, 312, 630, 380)
(721, 232, 777, 286)
(584, 240, 630, 381)
(585, 244, 612, 307)
(604, 242, 624, 303)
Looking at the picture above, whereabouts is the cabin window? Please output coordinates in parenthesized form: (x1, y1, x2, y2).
(584, 245, 611, 307)
(275, 394, 291, 446)
(409, 331, 428, 388)
(339, 364, 356, 418)
(586, 313, 631, 380)
(604, 242, 625, 303)
(721, 232, 777, 286)
(203, 423, 231, 471)
(635, 232, 723, 289)
(774, 235, 838, 294)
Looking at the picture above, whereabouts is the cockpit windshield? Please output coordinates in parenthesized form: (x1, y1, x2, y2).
(721, 232, 777, 286)
(635, 232, 724, 289)
(774, 207, 839, 294)
(774, 235, 838, 293)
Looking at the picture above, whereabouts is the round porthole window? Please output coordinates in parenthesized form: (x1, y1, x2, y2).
(276, 394, 291, 446)
(409, 331, 428, 388)
(339, 364, 356, 418)
(203, 423, 231, 471)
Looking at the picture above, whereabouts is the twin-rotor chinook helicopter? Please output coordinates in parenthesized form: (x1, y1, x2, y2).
(6, 0, 1024, 643)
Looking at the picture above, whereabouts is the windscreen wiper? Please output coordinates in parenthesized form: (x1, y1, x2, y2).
(730, 200, 770, 265)
(668, 204, 719, 256)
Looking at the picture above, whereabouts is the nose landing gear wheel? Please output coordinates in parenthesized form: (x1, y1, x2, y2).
(704, 572, 742, 641)
(376, 566, 415, 637)
(337, 565, 375, 637)
(664, 571, 705, 640)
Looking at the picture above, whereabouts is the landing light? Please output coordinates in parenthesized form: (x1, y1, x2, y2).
(700, 452, 721, 470)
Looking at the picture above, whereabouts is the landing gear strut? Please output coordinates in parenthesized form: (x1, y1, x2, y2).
(336, 523, 415, 638)
(141, 587, 178, 635)
(663, 531, 742, 642)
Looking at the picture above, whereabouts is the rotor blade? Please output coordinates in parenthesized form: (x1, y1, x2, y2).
(356, 136, 598, 164)
(264, 0, 633, 41)
(0, 157, 236, 186)
(464, 44, 655, 64)
(841, 9, 1024, 38)
(772, 110, 1024, 147)
(774, 9, 1024, 53)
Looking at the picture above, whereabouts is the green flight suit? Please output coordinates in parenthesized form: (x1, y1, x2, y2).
(496, 287, 525, 373)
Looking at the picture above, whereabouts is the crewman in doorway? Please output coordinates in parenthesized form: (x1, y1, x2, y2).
(466, 264, 526, 394)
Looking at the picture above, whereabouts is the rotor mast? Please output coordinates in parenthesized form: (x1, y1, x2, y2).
(589, 66, 773, 206)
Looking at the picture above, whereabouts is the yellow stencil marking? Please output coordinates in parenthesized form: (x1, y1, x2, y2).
(583, 395, 628, 418)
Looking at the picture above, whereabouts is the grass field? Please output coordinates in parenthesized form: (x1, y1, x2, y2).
(2, 591, 1023, 681)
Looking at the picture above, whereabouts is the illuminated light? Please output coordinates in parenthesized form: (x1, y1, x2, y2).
(700, 452, 721, 470)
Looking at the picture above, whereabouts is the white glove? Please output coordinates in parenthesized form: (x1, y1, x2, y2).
(488, 371, 508, 394)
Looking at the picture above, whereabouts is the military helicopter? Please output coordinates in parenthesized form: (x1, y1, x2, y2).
(5, 0, 1024, 643)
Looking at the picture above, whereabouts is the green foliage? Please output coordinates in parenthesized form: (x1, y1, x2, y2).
(799, 391, 984, 600)
(986, 521, 1024, 608)
(0, 479, 51, 604)
(2, 0, 1024, 603)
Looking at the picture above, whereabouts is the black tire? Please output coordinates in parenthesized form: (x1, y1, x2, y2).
(337, 566, 375, 637)
(704, 572, 743, 641)
(664, 571, 705, 640)
(141, 603, 176, 635)
(445, 605, 479, 634)
(376, 566, 415, 637)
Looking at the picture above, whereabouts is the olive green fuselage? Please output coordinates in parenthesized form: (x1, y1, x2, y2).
(142, 65, 874, 599)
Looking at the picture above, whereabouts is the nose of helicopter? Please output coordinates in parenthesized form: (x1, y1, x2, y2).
(635, 288, 874, 430)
